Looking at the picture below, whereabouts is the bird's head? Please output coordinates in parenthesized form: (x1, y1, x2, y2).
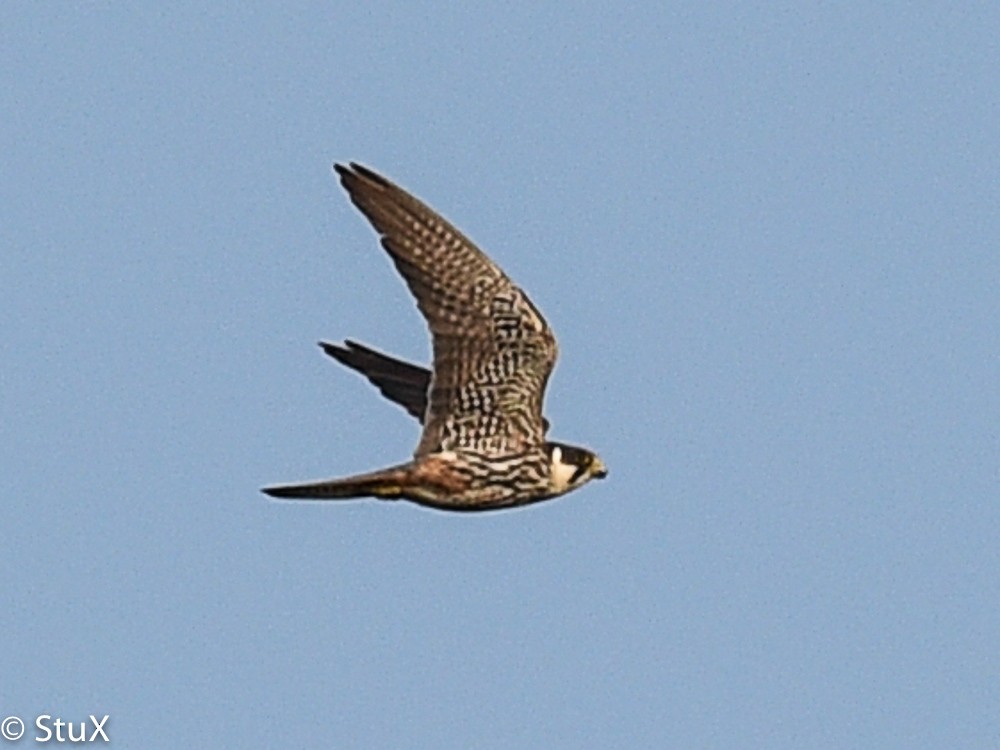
(545, 442, 608, 497)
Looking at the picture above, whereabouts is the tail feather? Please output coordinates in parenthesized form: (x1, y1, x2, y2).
(262, 465, 408, 501)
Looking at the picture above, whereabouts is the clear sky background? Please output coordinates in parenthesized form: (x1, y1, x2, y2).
(2, 3, 997, 748)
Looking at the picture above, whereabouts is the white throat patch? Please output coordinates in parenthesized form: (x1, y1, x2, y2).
(549, 445, 581, 493)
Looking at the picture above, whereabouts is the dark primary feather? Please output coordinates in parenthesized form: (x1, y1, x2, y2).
(320, 340, 430, 423)
(321, 338, 551, 433)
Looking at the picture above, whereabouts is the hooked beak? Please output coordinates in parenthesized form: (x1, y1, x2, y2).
(591, 457, 608, 480)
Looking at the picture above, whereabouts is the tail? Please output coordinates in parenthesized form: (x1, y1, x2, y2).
(262, 465, 410, 501)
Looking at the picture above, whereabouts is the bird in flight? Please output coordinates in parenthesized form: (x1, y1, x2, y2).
(263, 163, 607, 511)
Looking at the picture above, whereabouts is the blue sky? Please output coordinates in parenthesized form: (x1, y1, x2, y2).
(2, 3, 997, 748)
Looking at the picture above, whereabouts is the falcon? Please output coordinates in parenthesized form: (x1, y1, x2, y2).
(263, 163, 607, 511)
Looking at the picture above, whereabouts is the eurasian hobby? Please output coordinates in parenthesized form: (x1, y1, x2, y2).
(263, 163, 607, 511)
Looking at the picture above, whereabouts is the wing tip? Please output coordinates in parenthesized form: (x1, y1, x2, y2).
(333, 161, 387, 189)
(319, 339, 372, 363)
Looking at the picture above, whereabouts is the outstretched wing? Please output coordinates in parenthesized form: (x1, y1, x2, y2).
(320, 340, 430, 423)
(320, 339, 552, 434)
(335, 163, 557, 457)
